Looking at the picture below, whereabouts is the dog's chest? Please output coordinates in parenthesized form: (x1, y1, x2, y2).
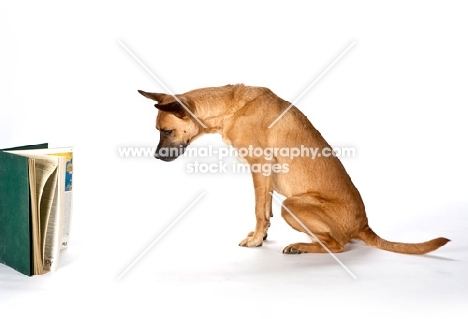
(223, 137, 248, 164)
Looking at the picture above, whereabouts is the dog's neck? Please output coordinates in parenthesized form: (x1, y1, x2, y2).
(191, 84, 248, 134)
(199, 108, 233, 134)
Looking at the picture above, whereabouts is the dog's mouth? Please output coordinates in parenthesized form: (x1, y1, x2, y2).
(154, 144, 188, 162)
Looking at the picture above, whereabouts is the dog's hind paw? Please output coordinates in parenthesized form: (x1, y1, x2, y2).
(283, 244, 304, 254)
(283, 242, 344, 254)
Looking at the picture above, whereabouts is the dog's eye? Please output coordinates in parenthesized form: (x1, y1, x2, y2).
(161, 129, 173, 137)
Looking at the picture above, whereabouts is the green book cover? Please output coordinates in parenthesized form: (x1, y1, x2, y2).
(2, 143, 48, 152)
(0, 143, 48, 275)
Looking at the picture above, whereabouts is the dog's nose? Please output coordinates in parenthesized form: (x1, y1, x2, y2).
(154, 144, 188, 162)
(154, 150, 177, 162)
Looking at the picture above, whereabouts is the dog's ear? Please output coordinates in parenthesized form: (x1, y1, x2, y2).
(155, 101, 189, 118)
(138, 90, 168, 103)
(139, 90, 195, 118)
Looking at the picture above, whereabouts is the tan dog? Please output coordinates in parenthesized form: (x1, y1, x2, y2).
(139, 84, 449, 254)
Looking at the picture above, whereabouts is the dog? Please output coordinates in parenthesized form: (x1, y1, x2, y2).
(139, 84, 449, 254)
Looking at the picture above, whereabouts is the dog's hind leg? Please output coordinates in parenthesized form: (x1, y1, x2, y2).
(280, 195, 345, 254)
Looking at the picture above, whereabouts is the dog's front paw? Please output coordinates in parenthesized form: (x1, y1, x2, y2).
(239, 235, 263, 247)
(247, 231, 268, 240)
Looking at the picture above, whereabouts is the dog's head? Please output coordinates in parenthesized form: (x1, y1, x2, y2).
(138, 90, 204, 161)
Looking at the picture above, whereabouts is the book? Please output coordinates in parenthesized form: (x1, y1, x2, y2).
(0, 143, 73, 276)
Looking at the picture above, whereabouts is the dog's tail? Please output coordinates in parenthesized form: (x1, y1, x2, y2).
(356, 225, 450, 254)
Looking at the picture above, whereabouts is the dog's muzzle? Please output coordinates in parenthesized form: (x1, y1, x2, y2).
(154, 144, 188, 162)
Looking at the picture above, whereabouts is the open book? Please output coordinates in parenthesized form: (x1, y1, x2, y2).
(0, 143, 73, 276)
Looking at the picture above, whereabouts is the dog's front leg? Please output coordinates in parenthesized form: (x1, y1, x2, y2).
(239, 172, 272, 247)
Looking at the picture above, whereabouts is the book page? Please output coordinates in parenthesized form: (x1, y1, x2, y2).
(32, 157, 59, 274)
(42, 157, 66, 272)
(39, 162, 61, 272)
(53, 151, 73, 250)
(28, 159, 43, 275)
(36, 159, 58, 244)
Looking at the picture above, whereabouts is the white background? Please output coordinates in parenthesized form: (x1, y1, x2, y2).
(1, 0, 467, 317)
